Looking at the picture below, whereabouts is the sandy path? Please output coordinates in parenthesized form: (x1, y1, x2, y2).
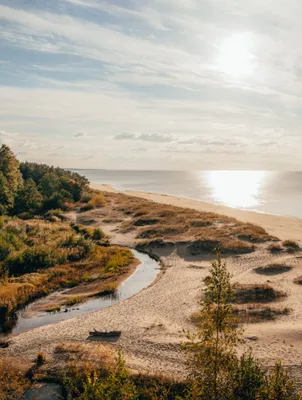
(2, 185, 302, 384)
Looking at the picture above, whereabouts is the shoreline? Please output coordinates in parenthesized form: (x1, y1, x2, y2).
(91, 183, 302, 244)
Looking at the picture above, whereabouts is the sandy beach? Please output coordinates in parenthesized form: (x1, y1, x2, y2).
(3, 184, 302, 384)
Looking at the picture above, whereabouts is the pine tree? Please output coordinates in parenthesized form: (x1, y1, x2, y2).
(184, 253, 241, 400)
(14, 178, 43, 214)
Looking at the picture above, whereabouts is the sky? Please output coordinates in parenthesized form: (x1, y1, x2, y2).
(0, 0, 301, 170)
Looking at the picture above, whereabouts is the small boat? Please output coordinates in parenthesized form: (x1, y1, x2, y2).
(89, 329, 121, 339)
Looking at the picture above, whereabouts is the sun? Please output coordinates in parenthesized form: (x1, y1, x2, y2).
(218, 33, 255, 78)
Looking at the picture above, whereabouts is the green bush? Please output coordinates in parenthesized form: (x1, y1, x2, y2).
(92, 228, 105, 240)
(4, 246, 58, 276)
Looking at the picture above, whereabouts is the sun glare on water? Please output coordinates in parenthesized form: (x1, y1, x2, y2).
(218, 33, 255, 78)
(205, 171, 267, 209)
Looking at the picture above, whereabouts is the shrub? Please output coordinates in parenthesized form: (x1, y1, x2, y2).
(64, 296, 83, 306)
(282, 240, 300, 251)
(232, 352, 266, 399)
(4, 246, 58, 276)
(254, 264, 292, 276)
(293, 276, 302, 285)
(268, 243, 283, 253)
(233, 284, 286, 304)
(35, 351, 47, 366)
(92, 228, 105, 240)
(0, 239, 12, 262)
(0, 360, 31, 399)
(80, 194, 105, 211)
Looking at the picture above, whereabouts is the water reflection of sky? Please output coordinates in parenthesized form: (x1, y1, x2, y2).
(204, 171, 269, 209)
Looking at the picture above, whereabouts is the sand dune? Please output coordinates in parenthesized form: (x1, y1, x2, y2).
(3, 185, 302, 385)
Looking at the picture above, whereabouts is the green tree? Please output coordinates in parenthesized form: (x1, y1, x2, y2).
(184, 253, 241, 400)
(264, 362, 301, 400)
(232, 352, 266, 400)
(0, 172, 12, 215)
(14, 178, 43, 214)
(0, 145, 23, 213)
(38, 172, 60, 198)
(100, 347, 137, 400)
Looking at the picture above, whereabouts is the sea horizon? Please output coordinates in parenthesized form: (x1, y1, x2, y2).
(71, 169, 302, 219)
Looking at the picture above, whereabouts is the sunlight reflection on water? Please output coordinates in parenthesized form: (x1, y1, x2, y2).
(204, 171, 269, 209)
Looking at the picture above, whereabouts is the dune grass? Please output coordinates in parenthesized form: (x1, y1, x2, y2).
(254, 264, 293, 275)
(267, 243, 283, 253)
(282, 240, 300, 252)
(93, 191, 277, 255)
(0, 358, 31, 399)
(233, 284, 287, 304)
(294, 276, 302, 285)
(233, 304, 291, 323)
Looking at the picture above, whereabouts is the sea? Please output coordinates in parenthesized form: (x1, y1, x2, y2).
(71, 170, 302, 219)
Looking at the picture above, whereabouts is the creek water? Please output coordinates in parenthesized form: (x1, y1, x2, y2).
(5, 249, 160, 336)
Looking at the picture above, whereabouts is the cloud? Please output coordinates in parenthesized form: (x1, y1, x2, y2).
(114, 132, 137, 140)
(137, 133, 173, 143)
(74, 132, 87, 138)
(0, 1, 302, 168)
(114, 132, 174, 142)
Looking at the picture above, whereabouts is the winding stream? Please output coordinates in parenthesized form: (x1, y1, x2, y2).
(8, 250, 160, 336)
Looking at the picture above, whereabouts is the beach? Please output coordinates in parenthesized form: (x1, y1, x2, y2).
(3, 184, 302, 384)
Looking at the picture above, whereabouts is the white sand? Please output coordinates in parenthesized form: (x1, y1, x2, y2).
(3, 184, 302, 383)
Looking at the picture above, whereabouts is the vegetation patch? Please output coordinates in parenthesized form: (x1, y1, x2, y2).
(0, 358, 32, 399)
(100, 191, 276, 255)
(293, 276, 302, 285)
(94, 282, 118, 297)
(45, 305, 61, 313)
(0, 218, 133, 329)
(282, 240, 300, 252)
(267, 243, 283, 253)
(233, 304, 291, 323)
(64, 296, 83, 307)
(254, 264, 293, 275)
(233, 284, 287, 304)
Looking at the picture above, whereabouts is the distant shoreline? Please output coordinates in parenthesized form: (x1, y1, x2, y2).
(91, 182, 302, 244)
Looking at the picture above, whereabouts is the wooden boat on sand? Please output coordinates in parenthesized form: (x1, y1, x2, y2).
(89, 329, 121, 340)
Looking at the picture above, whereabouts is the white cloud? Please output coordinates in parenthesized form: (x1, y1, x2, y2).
(74, 132, 87, 138)
(0, 1, 302, 168)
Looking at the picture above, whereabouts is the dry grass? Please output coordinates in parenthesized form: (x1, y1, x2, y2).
(0, 358, 31, 399)
(233, 284, 287, 304)
(233, 304, 291, 323)
(54, 341, 114, 368)
(192, 304, 291, 326)
(0, 218, 134, 326)
(282, 240, 300, 252)
(93, 282, 118, 296)
(97, 191, 276, 255)
(45, 305, 61, 313)
(267, 243, 283, 253)
(254, 264, 293, 276)
(80, 193, 105, 211)
(64, 296, 83, 306)
(293, 276, 302, 285)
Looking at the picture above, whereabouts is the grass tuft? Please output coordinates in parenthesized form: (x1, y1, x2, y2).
(254, 264, 292, 276)
(233, 284, 287, 304)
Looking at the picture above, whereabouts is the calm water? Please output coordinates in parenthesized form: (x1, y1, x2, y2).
(72, 170, 302, 218)
(8, 250, 159, 335)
